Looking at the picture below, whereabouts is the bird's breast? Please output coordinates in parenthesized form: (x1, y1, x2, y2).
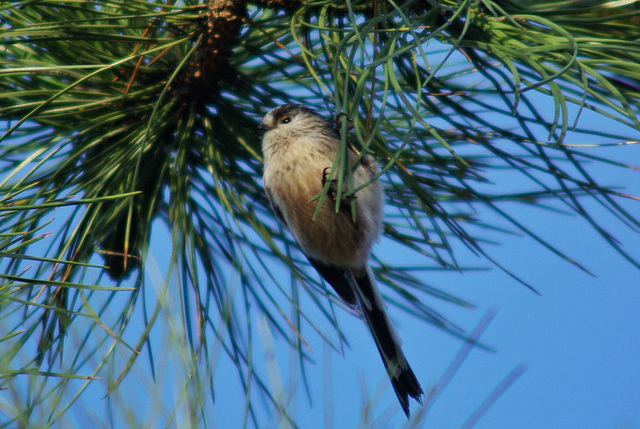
(265, 167, 365, 269)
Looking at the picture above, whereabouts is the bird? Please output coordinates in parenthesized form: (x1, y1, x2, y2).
(259, 103, 423, 417)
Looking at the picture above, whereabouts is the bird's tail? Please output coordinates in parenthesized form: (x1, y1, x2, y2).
(350, 266, 423, 417)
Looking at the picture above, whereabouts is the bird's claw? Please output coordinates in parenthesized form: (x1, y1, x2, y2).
(322, 167, 356, 204)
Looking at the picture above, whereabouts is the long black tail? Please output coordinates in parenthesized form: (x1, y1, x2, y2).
(350, 267, 423, 417)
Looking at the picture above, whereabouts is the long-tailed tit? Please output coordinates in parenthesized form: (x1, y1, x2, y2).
(259, 104, 423, 416)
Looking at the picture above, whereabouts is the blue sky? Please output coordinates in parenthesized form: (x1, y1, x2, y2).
(2, 50, 640, 429)
(183, 128, 640, 428)
(2, 2, 640, 427)
(255, 140, 640, 428)
(3, 119, 638, 429)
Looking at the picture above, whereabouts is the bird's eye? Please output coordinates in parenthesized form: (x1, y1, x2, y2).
(280, 115, 291, 124)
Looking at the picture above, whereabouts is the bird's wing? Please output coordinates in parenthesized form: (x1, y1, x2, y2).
(307, 257, 357, 306)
